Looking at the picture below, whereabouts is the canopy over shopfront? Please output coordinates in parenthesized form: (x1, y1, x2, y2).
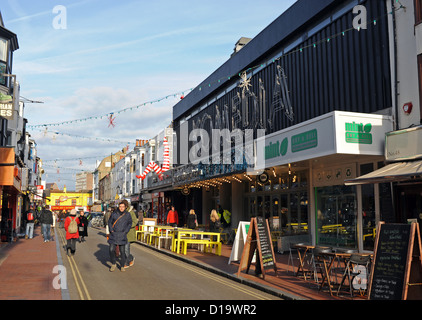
(345, 125, 422, 185)
(345, 160, 422, 185)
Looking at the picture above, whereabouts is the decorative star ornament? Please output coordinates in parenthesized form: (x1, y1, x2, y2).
(238, 71, 252, 94)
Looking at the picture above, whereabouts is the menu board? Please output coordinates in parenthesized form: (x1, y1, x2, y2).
(369, 223, 411, 300)
(256, 216, 275, 270)
(237, 217, 277, 279)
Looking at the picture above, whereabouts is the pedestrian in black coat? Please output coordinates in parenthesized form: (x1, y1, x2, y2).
(107, 201, 132, 272)
(78, 210, 89, 242)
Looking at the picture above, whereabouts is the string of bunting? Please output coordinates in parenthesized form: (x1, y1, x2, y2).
(27, 4, 403, 130)
(32, 127, 136, 145)
(27, 89, 192, 129)
(43, 155, 111, 163)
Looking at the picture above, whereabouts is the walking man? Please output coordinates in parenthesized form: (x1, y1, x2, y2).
(108, 200, 132, 272)
(39, 205, 53, 242)
(166, 206, 179, 227)
(25, 204, 36, 239)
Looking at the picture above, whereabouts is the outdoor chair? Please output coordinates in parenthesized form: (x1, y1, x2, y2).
(337, 254, 372, 297)
(311, 246, 333, 284)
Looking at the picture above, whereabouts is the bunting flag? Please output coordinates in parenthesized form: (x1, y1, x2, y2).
(162, 137, 170, 172)
(136, 161, 163, 180)
(136, 137, 171, 180)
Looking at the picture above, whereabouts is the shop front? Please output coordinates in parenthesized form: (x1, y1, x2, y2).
(346, 125, 422, 233)
(253, 111, 393, 252)
(0, 147, 23, 242)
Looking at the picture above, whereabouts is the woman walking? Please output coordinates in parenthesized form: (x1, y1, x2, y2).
(209, 209, 221, 232)
(64, 209, 80, 256)
(187, 209, 198, 230)
(78, 210, 88, 242)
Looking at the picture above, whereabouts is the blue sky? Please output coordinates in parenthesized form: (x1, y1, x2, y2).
(1, 0, 297, 189)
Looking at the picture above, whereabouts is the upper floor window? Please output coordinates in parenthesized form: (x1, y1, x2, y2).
(0, 38, 7, 62)
(416, 0, 422, 25)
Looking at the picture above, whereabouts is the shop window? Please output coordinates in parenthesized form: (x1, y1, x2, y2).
(245, 170, 309, 236)
(316, 185, 357, 249)
(361, 163, 376, 251)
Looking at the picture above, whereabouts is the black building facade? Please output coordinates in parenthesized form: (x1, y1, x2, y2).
(171, 0, 395, 253)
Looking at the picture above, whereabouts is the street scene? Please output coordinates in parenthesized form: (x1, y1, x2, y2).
(1, 0, 422, 307)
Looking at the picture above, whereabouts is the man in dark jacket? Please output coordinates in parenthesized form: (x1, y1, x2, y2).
(108, 200, 132, 272)
(39, 205, 54, 242)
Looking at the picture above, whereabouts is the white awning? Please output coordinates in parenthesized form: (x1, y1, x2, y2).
(344, 160, 422, 185)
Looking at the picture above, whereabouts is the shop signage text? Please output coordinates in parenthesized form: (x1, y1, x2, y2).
(345, 122, 373, 145)
(265, 129, 318, 161)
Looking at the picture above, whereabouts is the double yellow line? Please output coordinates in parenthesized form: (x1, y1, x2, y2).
(57, 228, 92, 300)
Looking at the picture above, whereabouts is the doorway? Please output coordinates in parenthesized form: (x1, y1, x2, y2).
(396, 183, 422, 230)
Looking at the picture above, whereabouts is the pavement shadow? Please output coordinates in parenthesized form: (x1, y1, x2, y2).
(94, 243, 111, 268)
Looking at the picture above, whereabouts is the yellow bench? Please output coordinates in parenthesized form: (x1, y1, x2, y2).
(179, 239, 222, 256)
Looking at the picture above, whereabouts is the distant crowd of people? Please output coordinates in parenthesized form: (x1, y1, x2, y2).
(23, 201, 231, 273)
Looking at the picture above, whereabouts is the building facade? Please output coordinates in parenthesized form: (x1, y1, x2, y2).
(92, 0, 420, 254)
(170, 0, 395, 252)
(0, 12, 41, 242)
(347, 0, 422, 234)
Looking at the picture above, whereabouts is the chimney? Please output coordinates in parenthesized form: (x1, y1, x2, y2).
(231, 37, 252, 58)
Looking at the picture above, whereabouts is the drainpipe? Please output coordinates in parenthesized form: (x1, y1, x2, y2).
(391, 0, 399, 131)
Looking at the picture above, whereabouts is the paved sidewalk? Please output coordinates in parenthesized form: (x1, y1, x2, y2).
(0, 226, 63, 300)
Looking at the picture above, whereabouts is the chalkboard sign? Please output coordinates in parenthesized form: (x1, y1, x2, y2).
(256, 216, 275, 270)
(368, 222, 422, 300)
(237, 217, 277, 279)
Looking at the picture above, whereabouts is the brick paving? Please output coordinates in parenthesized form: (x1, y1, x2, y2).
(0, 226, 61, 300)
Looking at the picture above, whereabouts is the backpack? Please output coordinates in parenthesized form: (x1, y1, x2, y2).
(27, 211, 34, 221)
(68, 217, 78, 234)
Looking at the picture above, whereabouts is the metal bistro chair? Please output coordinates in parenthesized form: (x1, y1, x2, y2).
(289, 243, 315, 279)
(311, 246, 333, 284)
(287, 242, 301, 274)
(332, 248, 357, 284)
(337, 254, 372, 298)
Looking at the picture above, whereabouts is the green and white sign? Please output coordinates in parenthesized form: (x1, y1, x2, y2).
(255, 111, 393, 170)
(345, 122, 373, 144)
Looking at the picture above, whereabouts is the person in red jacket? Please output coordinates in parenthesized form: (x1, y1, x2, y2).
(64, 209, 80, 256)
(166, 206, 179, 227)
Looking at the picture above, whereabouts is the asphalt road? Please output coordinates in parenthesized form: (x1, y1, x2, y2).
(55, 226, 281, 301)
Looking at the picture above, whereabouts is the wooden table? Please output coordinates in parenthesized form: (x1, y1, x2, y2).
(316, 251, 353, 296)
(293, 244, 315, 280)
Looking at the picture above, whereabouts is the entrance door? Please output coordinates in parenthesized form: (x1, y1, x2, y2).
(396, 184, 422, 230)
(316, 185, 357, 249)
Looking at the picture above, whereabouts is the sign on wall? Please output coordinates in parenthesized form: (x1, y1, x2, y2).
(256, 111, 393, 171)
(385, 126, 422, 162)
